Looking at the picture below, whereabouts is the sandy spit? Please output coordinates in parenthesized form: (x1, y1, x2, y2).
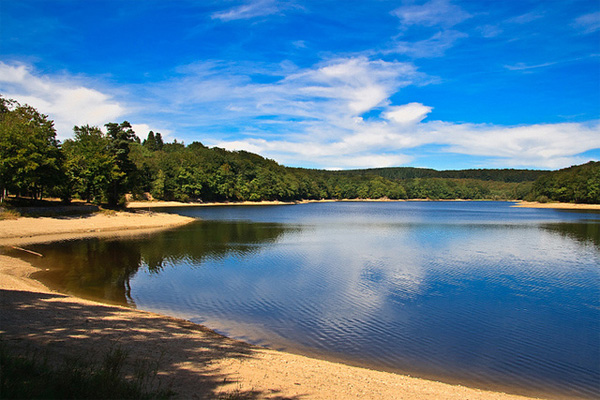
(127, 198, 497, 209)
(0, 210, 195, 246)
(127, 199, 335, 208)
(512, 201, 600, 210)
(0, 212, 543, 399)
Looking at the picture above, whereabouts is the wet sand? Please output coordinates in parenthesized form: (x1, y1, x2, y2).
(0, 211, 545, 399)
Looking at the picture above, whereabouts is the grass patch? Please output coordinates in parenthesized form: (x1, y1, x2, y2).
(0, 207, 20, 220)
(0, 343, 174, 399)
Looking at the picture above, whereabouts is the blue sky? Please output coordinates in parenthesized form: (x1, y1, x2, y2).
(1, 0, 599, 170)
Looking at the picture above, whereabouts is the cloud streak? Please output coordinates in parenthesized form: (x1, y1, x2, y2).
(393, 30, 468, 58)
(573, 11, 600, 34)
(392, 0, 471, 28)
(211, 0, 283, 22)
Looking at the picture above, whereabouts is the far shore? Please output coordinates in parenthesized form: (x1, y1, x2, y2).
(511, 200, 600, 210)
(0, 211, 548, 399)
(128, 198, 600, 211)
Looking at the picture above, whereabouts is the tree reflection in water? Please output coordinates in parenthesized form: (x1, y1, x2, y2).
(14, 221, 292, 306)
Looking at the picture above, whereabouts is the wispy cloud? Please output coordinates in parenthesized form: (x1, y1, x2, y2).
(216, 117, 600, 169)
(477, 24, 503, 38)
(506, 11, 545, 25)
(573, 11, 600, 34)
(392, 0, 471, 29)
(211, 0, 281, 22)
(393, 30, 467, 58)
(504, 61, 559, 71)
(390, 1, 470, 58)
(504, 54, 600, 72)
(144, 57, 426, 132)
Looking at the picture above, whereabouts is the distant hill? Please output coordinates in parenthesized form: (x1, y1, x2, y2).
(527, 161, 599, 204)
(336, 167, 549, 183)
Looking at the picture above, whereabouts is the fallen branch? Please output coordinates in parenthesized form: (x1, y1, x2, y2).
(10, 246, 43, 257)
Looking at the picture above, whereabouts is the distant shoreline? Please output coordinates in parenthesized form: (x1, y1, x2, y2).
(511, 201, 600, 210)
(127, 198, 600, 210)
(126, 198, 485, 209)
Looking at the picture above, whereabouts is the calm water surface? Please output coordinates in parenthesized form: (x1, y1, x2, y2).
(8, 202, 600, 398)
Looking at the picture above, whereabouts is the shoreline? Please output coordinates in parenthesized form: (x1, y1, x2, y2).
(511, 201, 600, 210)
(0, 211, 548, 399)
(128, 198, 600, 211)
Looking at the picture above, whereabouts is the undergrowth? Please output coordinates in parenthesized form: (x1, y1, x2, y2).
(0, 343, 174, 399)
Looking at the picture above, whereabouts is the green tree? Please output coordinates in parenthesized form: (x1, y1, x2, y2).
(0, 97, 63, 202)
(104, 121, 139, 206)
(62, 125, 116, 203)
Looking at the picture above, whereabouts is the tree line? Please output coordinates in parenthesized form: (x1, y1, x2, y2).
(1, 96, 598, 206)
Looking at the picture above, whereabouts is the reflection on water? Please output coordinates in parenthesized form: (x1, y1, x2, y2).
(16, 221, 291, 305)
(4, 202, 600, 399)
(543, 221, 600, 248)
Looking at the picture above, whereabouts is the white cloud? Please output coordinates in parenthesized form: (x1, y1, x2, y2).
(147, 56, 425, 134)
(0, 62, 126, 139)
(214, 114, 600, 169)
(392, 0, 471, 28)
(211, 0, 280, 21)
(384, 102, 432, 125)
(294, 57, 415, 114)
(573, 12, 600, 34)
(147, 57, 598, 170)
(131, 123, 173, 141)
(430, 121, 600, 168)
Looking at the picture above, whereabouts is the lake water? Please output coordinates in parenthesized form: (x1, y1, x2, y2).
(10, 201, 600, 398)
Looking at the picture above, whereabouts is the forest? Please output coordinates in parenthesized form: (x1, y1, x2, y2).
(1, 96, 598, 206)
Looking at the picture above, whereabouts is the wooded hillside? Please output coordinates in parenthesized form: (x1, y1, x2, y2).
(1, 97, 598, 206)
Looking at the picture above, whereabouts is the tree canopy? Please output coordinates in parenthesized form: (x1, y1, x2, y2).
(0, 97, 63, 202)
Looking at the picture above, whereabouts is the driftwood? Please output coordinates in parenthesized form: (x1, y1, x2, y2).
(10, 246, 43, 257)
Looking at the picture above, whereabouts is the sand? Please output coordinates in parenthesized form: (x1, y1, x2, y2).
(0, 211, 546, 399)
(512, 201, 600, 210)
(0, 210, 195, 246)
(129, 199, 600, 212)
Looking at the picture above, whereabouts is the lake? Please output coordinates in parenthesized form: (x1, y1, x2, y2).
(11, 201, 600, 398)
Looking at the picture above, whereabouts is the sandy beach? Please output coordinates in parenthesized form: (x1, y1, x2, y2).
(0, 211, 546, 399)
(511, 201, 600, 210)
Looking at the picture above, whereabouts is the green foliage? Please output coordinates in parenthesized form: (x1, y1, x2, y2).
(528, 162, 600, 204)
(62, 125, 117, 203)
(104, 121, 139, 206)
(143, 131, 164, 152)
(122, 140, 594, 203)
(346, 167, 548, 182)
(0, 97, 63, 202)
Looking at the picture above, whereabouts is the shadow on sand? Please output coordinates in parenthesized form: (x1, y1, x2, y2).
(0, 289, 304, 399)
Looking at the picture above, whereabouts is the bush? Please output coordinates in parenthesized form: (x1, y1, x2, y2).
(536, 195, 550, 203)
